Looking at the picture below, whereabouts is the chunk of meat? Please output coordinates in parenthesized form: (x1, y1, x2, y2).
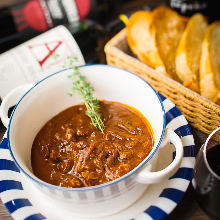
(119, 150, 133, 160)
(74, 145, 94, 173)
(105, 151, 119, 168)
(76, 126, 91, 137)
(41, 145, 50, 159)
(57, 159, 74, 173)
(49, 150, 61, 163)
(65, 128, 76, 141)
(59, 175, 84, 188)
(76, 140, 88, 149)
(117, 120, 136, 134)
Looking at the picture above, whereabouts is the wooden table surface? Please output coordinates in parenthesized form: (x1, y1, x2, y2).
(0, 120, 211, 220)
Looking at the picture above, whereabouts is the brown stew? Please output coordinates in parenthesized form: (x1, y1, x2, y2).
(31, 101, 154, 188)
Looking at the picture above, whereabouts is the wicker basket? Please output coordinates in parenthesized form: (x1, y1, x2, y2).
(104, 28, 220, 136)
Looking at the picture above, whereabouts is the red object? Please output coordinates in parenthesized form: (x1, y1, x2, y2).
(11, 0, 91, 33)
(24, 0, 48, 31)
(75, 0, 91, 20)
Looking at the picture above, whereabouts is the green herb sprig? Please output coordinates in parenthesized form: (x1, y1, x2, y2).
(64, 57, 105, 133)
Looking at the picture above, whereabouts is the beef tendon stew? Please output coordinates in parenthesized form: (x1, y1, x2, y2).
(31, 101, 154, 188)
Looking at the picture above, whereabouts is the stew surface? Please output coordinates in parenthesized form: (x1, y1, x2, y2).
(31, 101, 154, 188)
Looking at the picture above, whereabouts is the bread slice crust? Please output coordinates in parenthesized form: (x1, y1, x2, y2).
(127, 10, 167, 75)
(152, 6, 187, 81)
(176, 13, 208, 93)
(200, 22, 220, 104)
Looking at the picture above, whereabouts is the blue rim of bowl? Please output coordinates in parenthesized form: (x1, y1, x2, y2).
(7, 64, 166, 192)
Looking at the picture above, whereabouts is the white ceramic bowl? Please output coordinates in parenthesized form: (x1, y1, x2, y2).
(0, 65, 183, 217)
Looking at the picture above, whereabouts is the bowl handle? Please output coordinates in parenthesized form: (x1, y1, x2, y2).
(136, 128, 183, 184)
(0, 84, 35, 128)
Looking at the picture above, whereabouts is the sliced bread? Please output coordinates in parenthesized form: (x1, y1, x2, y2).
(200, 22, 220, 104)
(176, 13, 208, 93)
(126, 10, 167, 75)
(152, 7, 187, 81)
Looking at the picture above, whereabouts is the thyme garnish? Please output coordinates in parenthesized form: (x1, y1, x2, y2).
(64, 57, 105, 133)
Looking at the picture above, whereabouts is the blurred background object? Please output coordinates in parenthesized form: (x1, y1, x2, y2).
(168, 0, 220, 21)
(0, 0, 165, 63)
(0, 0, 220, 70)
(0, 0, 167, 102)
(1, 0, 220, 63)
(0, 0, 26, 8)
